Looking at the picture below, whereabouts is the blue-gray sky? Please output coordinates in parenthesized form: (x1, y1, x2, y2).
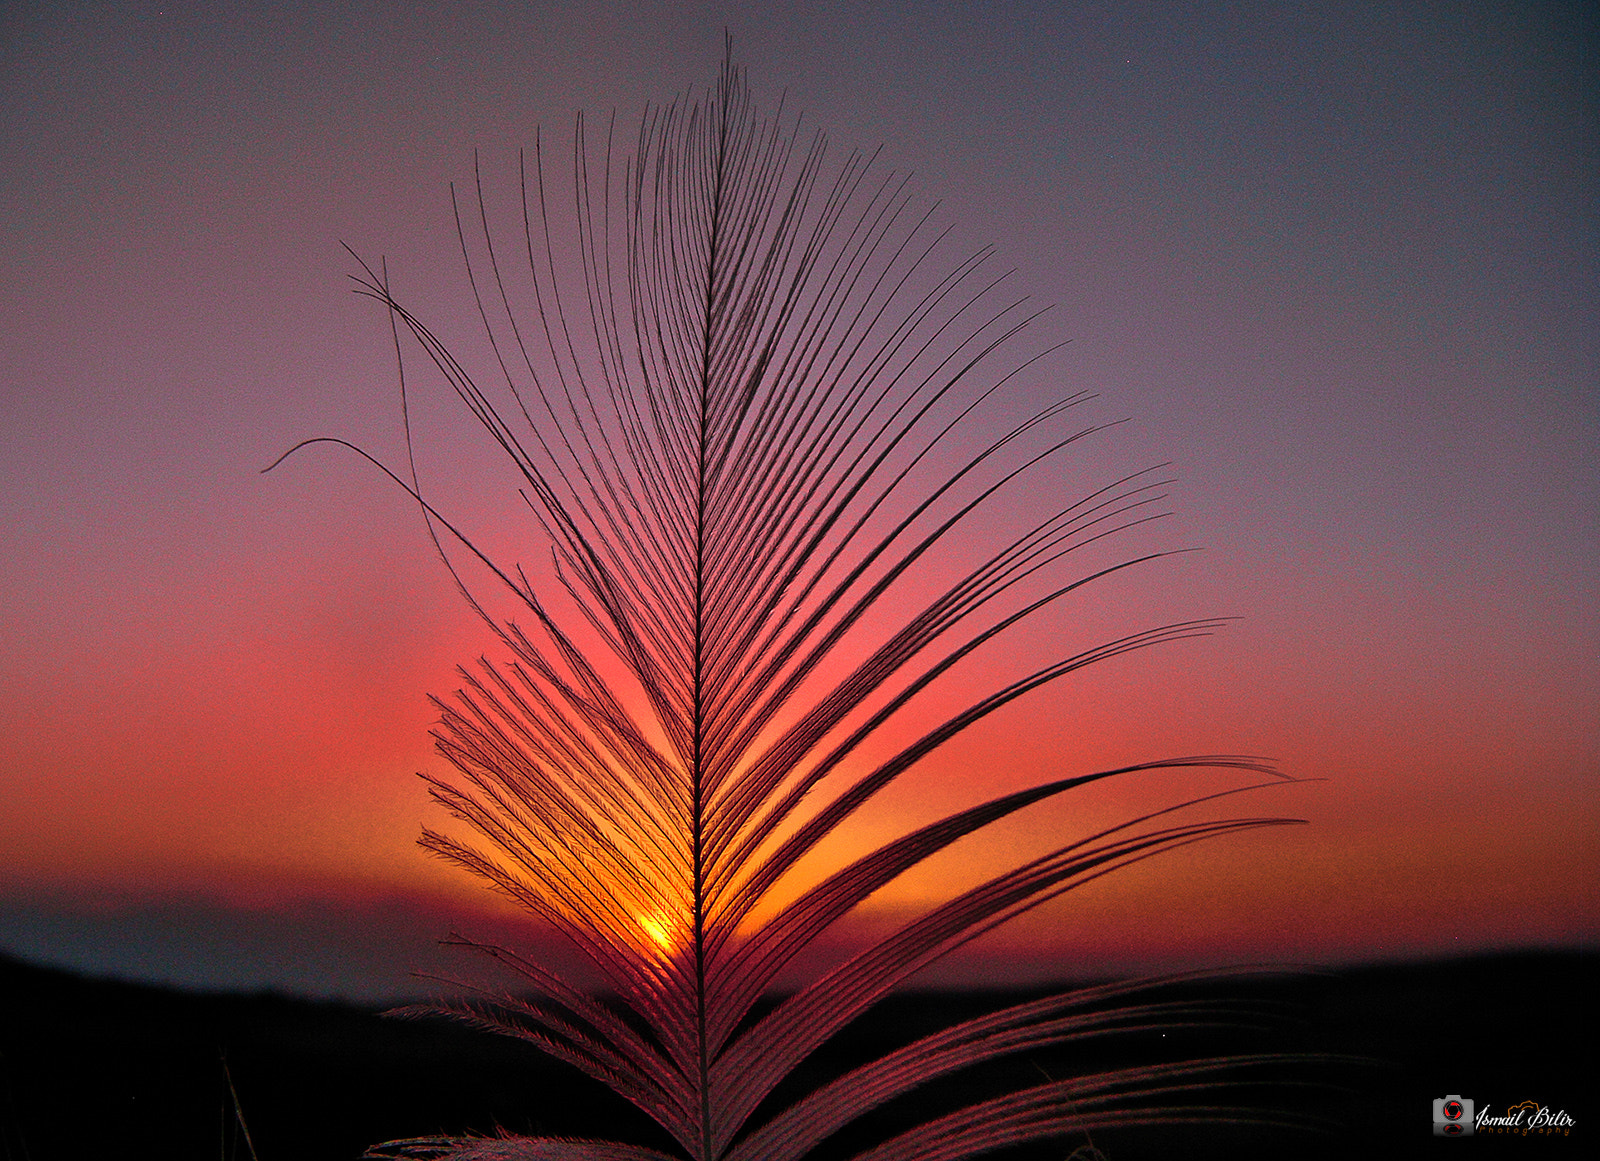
(2, 1, 1595, 998)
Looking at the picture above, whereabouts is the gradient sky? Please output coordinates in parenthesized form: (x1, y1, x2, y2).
(2, 1, 1595, 1000)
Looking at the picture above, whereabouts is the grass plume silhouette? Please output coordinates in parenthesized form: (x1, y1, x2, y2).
(277, 43, 1312, 1161)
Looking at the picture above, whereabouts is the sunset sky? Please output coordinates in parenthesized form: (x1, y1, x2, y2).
(2, 1, 1595, 1000)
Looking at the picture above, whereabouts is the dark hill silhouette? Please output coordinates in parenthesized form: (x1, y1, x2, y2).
(1, 948, 1587, 1160)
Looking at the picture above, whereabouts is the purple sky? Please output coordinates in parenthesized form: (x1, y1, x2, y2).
(2, 2, 1595, 999)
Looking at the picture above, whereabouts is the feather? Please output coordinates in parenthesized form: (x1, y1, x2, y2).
(310, 41, 1308, 1161)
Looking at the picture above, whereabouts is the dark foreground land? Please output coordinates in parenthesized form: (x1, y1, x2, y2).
(0, 949, 1586, 1160)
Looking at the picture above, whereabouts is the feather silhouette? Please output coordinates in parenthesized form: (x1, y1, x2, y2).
(285, 43, 1312, 1161)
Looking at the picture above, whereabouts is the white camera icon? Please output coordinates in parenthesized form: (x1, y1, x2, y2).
(1433, 1095, 1474, 1136)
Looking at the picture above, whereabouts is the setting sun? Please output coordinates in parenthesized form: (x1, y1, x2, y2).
(639, 914, 675, 955)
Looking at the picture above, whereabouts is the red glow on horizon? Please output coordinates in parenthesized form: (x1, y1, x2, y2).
(2, 5, 1594, 997)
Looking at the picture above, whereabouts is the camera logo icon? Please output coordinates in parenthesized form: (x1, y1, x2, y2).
(1434, 1094, 1475, 1136)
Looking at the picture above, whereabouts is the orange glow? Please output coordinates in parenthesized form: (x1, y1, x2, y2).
(638, 914, 677, 955)
(2, 5, 1594, 998)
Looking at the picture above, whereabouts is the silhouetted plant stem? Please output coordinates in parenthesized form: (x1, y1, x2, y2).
(279, 40, 1319, 1161)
